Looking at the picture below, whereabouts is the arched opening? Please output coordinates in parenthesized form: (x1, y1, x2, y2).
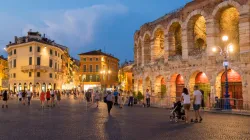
(138, 40, 142, 66)
(29, 82, 32, 91)
(42, 83, 46, 92)
(138, 79, 143, 93)
(168, 22, 182, 57)
(176, 74, 184, 99)
(155, 76, 166, 97)
(145, 77, 152, 94)
(48, 83, 52, 90)
(153, 28, 164, 60)
(36, 82, 40, 92)
(143, 34, 151, 64)
(217, 7, 239, 54)
(18, 83, 22, 91)
(14, 83, 17, 93)
(195, 72, 211, 107)
(187, 15, 206, 57)
(24, 83, 27, 91)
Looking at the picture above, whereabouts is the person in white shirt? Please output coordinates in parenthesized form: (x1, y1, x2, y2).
(94, 90, 100, 108)
(27, 90, 32, 106)
(181, 88, 191, 123)
(18, 91, 22, 102)
(193, 85, 203, 123)
(145, 89, 151, 107)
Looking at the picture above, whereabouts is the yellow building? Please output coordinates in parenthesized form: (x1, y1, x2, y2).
(118, 61, 134, 92)
(78, 50, 119, 91)
(0, 56, 8, 90)
(6, 31, 68, 93)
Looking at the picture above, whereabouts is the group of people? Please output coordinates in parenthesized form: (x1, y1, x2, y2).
(181, 85, 203, 123)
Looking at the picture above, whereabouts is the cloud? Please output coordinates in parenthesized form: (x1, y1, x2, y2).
(23, 4, 128, 49)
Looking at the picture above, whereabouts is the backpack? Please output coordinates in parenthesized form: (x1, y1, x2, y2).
(104, 95, 108, 103)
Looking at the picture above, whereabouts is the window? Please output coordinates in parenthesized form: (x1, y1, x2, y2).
(83, 58, 86, 61)
(83, 65, 86, 72)
(55, 51, 57, 56)
(90, 58, 92, 61)
(50, 49, 53, 55)
(13, 73, 16, 78)
(37, 72, 40, 77)
(61, 55, 63, 59)
(55, 62, 57, 70)
(96, 65, 99, 72)
(96, 58, 99, 61)
(14, 49, 16, 54)
(13, 59, 16, 68)
(58, 53, 60, 57)
(55, 74, 57, 79)
(49, 59, 53, 67)
(37, 46, 40, 52)
(29, 57, 32, 65)
(37, 57, 41, 65)
(49, 73, 52, 78)
(29, 46, 32, 52)
(29, 72, 32, 77)
(90, 65, 92, 72)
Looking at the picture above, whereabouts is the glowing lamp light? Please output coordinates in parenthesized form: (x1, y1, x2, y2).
(228, 44, 234, 52)
(212, 47, 217, 52)
(108, 70, 111, 74)
(222, 35, 228, 41)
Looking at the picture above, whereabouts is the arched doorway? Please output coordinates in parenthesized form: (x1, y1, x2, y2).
(143, 34, 151, 64)
(221, 69, 242, 108)
(153, 28, 164, 60)
(48, 83, 52, 90)
(176, 74, 184, 98)
(155, 76, 166, 97)
(18, 83, 22, 91)
(145, 77, 152, 94)
(195, 72, 210, 107)
(36, 83, 40, 92)
(168, 22, 182, 57)
(138, 79, 143, 93)
(24, 83, 28, 91)
(29, 83, 32, 91)
(14, 83, 17, 93)
(42, 83, 46, 92)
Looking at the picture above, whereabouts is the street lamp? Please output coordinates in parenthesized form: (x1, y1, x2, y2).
(100, 70, 111, 94)
(212, 35, 233, 110)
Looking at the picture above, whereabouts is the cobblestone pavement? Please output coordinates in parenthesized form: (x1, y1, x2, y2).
(0, 97, 250, 140)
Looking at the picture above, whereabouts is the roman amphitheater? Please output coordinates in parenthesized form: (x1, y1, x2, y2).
(133, 0, 250, 108)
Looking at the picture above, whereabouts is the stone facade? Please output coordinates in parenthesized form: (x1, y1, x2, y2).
(133, 0, 250, 108)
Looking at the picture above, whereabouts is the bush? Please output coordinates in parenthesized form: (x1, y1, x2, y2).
(137, 91, 144, 101)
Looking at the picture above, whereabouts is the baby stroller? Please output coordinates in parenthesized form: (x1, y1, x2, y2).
(169, 101, 186, 122)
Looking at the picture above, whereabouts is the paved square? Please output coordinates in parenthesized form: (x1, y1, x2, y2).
(0, 98, 250, 140)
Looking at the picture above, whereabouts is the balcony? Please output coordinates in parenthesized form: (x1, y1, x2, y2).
(21, 65, 49, 73)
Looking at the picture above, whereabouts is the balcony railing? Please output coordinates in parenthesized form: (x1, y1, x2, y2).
(21, 65, 49, 73)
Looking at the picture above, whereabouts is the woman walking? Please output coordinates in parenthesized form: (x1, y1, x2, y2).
(105, 91, 114, 115)
(40, 90, 45, 109)
(94, 90, 100, 108)
(181, 88, 191, 123)
(118, 93, 123, 108)
(56, 90, 61, 106)
(46, 89, 51, 107)
(2, 90, 8, 108)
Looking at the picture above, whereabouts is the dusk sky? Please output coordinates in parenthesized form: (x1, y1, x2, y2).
(0, 0, 191, 63)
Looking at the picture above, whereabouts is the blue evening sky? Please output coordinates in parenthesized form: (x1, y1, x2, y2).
(0, 0, 191, 63)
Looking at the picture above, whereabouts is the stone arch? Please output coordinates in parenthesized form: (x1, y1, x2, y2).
(144, 76, 152, 93)
(167, 20, 182, 57)
(212, 1, 240, 55)
(155, 75, 167, 97)
(185, 9, 207, 57)
(152, 25, 165, 60)
(169, 73, 185, 100)
(143, 33, 151, 64)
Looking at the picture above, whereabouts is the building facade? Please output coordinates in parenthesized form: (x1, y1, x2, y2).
(7, 31, 68, 92)
(133, 0, 250, 108)
(118, 61, 134, 92)
(79, 50, 119, 91)
(0, 56, 8, 90)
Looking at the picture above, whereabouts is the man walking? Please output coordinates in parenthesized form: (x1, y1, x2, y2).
(27, 90, 32, 106)
(113, 89, 119, 106)
(193, 85, 203, 123)
(145, 89, 151, 107)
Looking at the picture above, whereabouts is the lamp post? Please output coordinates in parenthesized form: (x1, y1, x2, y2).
(212, 35, 234, 110)
(100, 70, 111, 94)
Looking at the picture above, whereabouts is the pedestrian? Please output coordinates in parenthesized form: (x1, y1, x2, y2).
(94, 90, 100, 108)
(2, 90, 8, 108)
(118, 93, 123, 108)
(56, 90, 61, 106)
(105, 91, 114, 115)
(181, 88, 191, 123)
(18, 90, 22, 103)
(46, 89, 51, 107)
(85, 89, 91, 102)
(193, 85, 203, 123)
(40, 90, 45, 109)
(22, 90, 26, 105)
(128, 91, 134, 107)
(200, 89, 205, 109)
(50, 89, 55, 107)
(27, 90, 32, 106)
(113, 89, 119, 106)
(145, 89, 151, 107)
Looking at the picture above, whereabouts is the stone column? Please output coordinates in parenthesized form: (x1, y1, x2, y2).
(164, 35, 169, 63)
(141, 41, 145, 66)
(181, 28, 188, 60)
(239, 7, 250, 53)
(206, 17, 219, 56)
(150, 40, 155, 63)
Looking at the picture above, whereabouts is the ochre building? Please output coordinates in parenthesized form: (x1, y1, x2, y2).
(7, 31, 68, 93)
(0, 56, 8, 90)
(79, 50, 119, 91)
(118, 61, 134, 92)
(133, 0, 250, 108)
